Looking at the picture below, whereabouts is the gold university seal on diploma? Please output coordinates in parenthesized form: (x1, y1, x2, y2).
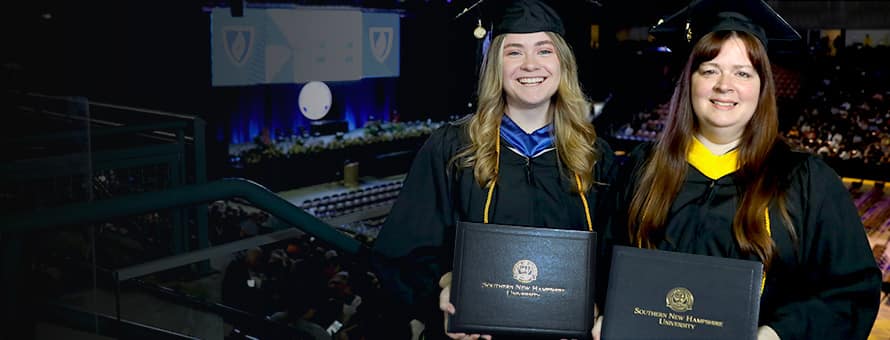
(512, 260, 538, 284)
(448, 222, 597, 337)
(666, 287, 694, 312)
(603, 246, 761, 339)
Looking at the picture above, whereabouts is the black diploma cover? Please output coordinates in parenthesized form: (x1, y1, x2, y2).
(602, 246, 762, 340)
(447, 221, 597, 338)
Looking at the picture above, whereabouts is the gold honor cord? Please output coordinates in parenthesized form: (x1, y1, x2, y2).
(761, 208, 771, 294)
(483, 129, 501, 224)
(483, 126, 593, 232)
(576, 173, 592, 232)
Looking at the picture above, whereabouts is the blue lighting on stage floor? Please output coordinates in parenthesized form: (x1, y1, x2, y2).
(223, 78, 396, 144)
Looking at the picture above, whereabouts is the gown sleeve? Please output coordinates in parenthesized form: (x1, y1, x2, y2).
(593, 138, 618, 200)
(592, 137, 618, 232)
(370, 124, 461, 325)
(764, 156, 882, 340)
(596, 142, 650, 306)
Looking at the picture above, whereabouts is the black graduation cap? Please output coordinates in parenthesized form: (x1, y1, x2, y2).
(493, 0, 565, 37)
(649, 0, 800, 50)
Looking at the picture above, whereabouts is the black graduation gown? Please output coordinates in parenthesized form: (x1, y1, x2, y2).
(371, 120, 616, 332)
(610, 142, 881, 340)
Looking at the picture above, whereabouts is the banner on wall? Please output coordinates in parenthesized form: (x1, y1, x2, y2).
(363, 11, 400, 78)
(212, 6, 400, 86)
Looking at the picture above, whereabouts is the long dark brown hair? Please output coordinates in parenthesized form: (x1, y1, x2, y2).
(628, 30, 792, 270)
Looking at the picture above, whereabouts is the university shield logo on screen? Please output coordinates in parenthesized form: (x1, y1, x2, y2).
(369, 27, 393, 63)
(223, 26, 255, 66)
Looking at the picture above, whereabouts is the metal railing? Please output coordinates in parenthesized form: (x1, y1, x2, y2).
(1, 178, 364, 338)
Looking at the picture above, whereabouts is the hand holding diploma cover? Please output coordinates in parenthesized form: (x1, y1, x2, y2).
(447, 221, 597, 338)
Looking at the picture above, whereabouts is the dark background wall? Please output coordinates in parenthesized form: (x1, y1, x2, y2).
(5, 0, 890, 140)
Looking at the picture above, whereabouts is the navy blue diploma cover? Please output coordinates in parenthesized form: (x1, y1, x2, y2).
(447, 221, 597, 338)
(602, 246, 762, 340)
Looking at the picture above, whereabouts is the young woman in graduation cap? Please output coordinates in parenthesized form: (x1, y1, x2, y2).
(370, 0, 614, 338)
(606, 0, 881, 339)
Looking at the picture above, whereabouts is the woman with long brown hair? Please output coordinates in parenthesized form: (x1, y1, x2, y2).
(606, 1, 881, 339)
(371, 0, 615, 339)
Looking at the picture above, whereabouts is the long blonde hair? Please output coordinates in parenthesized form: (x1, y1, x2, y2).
(628, 31, 793, 270)
(453, 32, 599, 192)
